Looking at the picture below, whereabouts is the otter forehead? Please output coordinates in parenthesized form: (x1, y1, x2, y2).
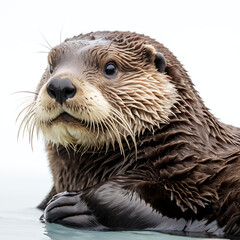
(48, 38, 111, 73)
(48, 31, 123, 65)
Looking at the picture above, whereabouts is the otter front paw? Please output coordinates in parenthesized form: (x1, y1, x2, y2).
(43, 191, 100, 228)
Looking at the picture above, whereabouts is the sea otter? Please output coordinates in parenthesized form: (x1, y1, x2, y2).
(20, 31, 240, 236)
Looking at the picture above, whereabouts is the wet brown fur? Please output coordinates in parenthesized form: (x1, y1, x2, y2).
(26, 31, 240, 235)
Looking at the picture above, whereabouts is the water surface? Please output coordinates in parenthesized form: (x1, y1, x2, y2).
(0, 208, 229, 240)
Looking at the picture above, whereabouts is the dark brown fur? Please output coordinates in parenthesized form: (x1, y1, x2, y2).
(35, 32, 240, 236)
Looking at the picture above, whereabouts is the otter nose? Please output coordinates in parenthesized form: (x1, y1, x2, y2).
(47, 77, 76, 104)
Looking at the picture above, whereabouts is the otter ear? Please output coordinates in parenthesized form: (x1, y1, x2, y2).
(154, 52, 166, 73)
(144, 45, 166, 73)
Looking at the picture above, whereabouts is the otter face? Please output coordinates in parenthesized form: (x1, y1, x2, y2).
(21, 33, 177, 153)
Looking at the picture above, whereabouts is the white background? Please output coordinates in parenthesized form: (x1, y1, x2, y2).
(0, 0, 240, 210)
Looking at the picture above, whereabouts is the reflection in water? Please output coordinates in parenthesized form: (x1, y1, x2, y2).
(44, 223, 161, 240)
(0, 208, 229, 240)
(44, 223, 178, 240)
(43, 221, 228, 240)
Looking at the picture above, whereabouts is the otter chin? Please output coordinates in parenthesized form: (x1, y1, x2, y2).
(19, 31, 240, 237)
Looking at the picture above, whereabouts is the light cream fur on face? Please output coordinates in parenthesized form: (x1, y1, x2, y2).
(36, 73, 114, 150)
(20, 39, 177, 153)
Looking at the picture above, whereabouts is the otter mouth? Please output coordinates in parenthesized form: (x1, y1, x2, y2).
(50, 112, 102, 131)
(51, 112, 89, 127)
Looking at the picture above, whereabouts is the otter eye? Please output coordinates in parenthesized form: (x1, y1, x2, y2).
(49, 63, 53, 74)
(104, 62, 117, 78)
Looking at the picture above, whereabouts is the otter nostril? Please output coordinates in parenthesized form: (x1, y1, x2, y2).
(48, 88, 57, 99)
(64, 87, 76, 99)
(47, 77, 76, 105)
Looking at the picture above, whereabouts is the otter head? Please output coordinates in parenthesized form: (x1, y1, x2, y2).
(21, 32, 176, 153)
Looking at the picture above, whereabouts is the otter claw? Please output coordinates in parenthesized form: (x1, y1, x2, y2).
(43, 191, 100, 228)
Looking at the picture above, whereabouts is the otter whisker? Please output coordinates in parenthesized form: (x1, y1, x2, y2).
(16, 102, 36, 123)
(16, 97, 37, 110)
(38, 42, 52, 51)
(13, 90, 38, 95)
(14, 95, 36, 116)
(29, 116, 38, 149)
(22, 111, 37, 139)
(17, 104, 37, 140)
(36, 51, 49, 54)
(36, 122, 41, 139)
(40, 33, 53, 50)
(60, 26, 64, 45)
